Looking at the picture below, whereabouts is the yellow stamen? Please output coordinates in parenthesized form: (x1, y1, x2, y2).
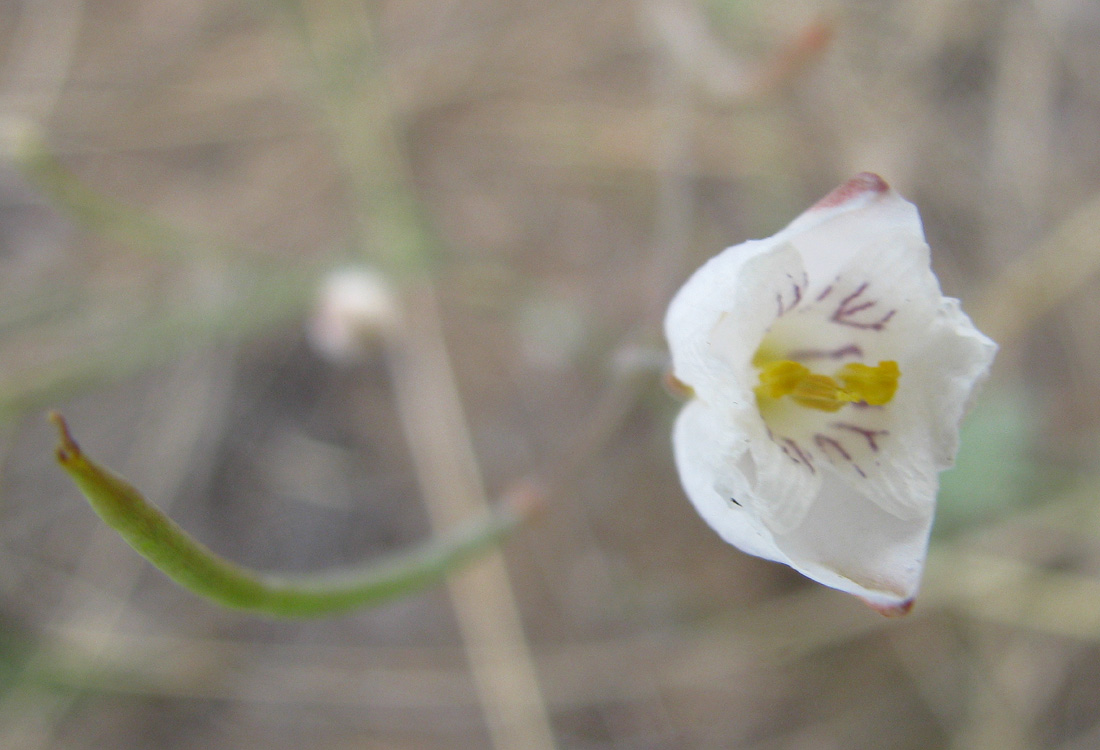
(837, 360, 900, 406)
(755, 359, 899, 412)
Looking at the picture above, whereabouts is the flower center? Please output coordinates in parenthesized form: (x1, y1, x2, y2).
(755, 359, 900, 413)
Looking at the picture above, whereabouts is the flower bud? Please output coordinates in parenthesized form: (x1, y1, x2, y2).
(308, 267, 400, 362)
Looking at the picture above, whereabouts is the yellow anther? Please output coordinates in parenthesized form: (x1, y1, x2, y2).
(755, 360, 813, 400)
(755, 359, 900, 412)
(837, 360, 899, 406)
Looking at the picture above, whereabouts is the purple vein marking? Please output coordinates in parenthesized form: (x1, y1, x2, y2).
(781, 437, 815, 474)
(790, 280, 803, 309)
(831, 423, 888, 451)
(814, 434, 867, 478)
(788, 344, 863, 361)
(776, 276, 805, 317)
(814, 433, 851, 460)
(831, 282, 896, 330)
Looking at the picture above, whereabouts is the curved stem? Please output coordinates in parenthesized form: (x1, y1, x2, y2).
(8, 121, 215, 263)
(49, 412, 535, 618)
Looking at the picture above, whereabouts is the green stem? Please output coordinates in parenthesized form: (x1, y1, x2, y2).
(9, 122, 221, 262)
(269, 0, 440, 277)
(1, 122, 332, 422)
(49, 412, 536, 618)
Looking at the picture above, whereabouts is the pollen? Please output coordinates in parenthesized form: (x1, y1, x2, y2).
(755, 359, 899, 412)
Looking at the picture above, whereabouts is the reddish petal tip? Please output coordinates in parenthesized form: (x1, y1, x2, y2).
(662, 371, 696, 401)
(811, 173, 891, 211)
(866, 597, 914, 617)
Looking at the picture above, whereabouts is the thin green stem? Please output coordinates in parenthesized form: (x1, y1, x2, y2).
(268, 0, 439, 278)
(49, 412, 536, 618)
(9, 121, 225, 262)
(1, 122, 335, 422)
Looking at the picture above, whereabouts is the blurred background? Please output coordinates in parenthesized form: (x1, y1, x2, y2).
(0, 0, 1097, 748)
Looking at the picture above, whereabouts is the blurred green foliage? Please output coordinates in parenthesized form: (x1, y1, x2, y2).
(936, 386, 1043, 535)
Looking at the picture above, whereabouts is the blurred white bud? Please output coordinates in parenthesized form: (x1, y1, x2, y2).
(308, 267, 400, 362)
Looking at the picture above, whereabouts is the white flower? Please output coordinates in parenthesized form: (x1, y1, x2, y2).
(665, 173, 996, 615)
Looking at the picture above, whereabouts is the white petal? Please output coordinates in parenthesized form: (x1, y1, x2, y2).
(773, 470, 933, 608)
(671, 400, 783, 562)
(674, 400, 927, 609)
(665, 238, 804, 410)
(744, 432, 822, 534)
(667, 241, 822, 533)
(908, 298, 999, 467)
(854, 299, 996, 519)
(780, 173, 922, 290)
